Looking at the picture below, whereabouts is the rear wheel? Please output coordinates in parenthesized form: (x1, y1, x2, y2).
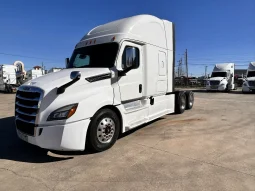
(225, 84, 229, 92)
(4, 84, 12, 93)
(234, 83, 238, 90)
(175, 92, 186, 114)
(185, 91, 194, 110)
(86, 109, 120, 152)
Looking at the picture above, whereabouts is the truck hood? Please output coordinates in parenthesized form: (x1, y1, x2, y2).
(209, 77, 226, 81)
(23, 68, 111, 92)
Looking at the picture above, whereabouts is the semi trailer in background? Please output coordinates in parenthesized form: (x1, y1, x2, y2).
(0, 61, 27, 93)
(242, 62, 255, 93)
(15, 14, 194, 152)
(206, 63, 236, 92)
(0, 62, 46, 93)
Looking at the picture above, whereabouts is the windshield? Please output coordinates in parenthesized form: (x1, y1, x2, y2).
(211, 72, 227, 77)
(67, 43, 119, 68)
(247, 71, 255, 77)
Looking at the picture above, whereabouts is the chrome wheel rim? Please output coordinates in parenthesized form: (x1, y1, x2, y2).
(97, 117, 115, 144)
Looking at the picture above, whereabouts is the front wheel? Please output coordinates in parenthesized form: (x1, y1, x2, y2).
(225, 84, 229, 92)
(86, 109, 120, 152)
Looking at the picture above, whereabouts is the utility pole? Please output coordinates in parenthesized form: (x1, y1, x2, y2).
(41, 62, 44, 75)
(179, 58, 182, 77)
(205, 66, 208, 79)
(185, 49, 188, 85)
(177, 60, 180, 77)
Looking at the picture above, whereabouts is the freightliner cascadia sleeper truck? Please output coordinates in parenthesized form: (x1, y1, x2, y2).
(15, 15, 194, 152)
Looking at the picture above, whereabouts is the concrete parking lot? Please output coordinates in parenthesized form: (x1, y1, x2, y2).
(0, 90, 255, 191)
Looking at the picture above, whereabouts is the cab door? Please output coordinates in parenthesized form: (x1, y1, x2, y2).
(117, 41, 143, 102)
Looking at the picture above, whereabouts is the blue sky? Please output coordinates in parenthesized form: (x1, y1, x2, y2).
(0, 0, 254, 76)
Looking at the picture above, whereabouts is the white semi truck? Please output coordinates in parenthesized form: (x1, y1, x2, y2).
(15, 15, 194, 152)
(0, 61, 27, 93)
(26, 66, 45, 81)
(206, 63, 236, 92)
(242, 62, 255, 93)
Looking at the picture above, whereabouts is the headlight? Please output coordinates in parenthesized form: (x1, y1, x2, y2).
(206, 81, 210, 85)
(47, 103, 78, 121)
(243, 83, 247, 87)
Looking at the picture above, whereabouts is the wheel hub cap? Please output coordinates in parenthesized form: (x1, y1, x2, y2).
(97, 118, 115, 144)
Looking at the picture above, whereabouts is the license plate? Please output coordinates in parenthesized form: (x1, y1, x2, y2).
(17, 130, 28, 142)
(211, 86, 218, 89)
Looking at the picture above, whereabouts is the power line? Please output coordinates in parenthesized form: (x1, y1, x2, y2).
(0, 52, 62, 62)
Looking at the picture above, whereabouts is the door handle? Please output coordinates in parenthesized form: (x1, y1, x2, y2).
(139, 84, 142, 93)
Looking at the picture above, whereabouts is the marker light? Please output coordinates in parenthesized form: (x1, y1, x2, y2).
(111, 36, 115, 41)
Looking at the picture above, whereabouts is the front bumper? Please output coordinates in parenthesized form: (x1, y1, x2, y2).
(242, 86, 255, 92)
(16, 119, 91, 151)
(206, 85, 226, 91)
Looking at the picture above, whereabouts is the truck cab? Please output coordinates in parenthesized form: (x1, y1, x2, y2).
(15, 15, 194, 152)
(242, 62, 255, 93)
(206, 63, 235, 92)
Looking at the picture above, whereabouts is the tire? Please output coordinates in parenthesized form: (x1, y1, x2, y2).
(4, 84, 12, 93)
(175, 91, 186, 114)
(225, 85, 229, 93)
(234, 83, 238, 90)
(185, 91, 194, 110)
(86, 108, 120, 152)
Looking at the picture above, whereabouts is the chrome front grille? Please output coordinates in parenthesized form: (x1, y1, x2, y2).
(248, 81, 255, 86)
(15, 86, 43, 136)
(210, 80, 220, 86)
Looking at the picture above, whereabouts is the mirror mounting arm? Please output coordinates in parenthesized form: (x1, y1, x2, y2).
(57, 71, 81, 94)
(118, 66, 134, 77)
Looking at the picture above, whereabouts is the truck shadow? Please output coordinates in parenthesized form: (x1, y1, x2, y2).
(0, 116, 73, 163)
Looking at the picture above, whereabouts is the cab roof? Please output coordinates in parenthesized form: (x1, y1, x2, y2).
(79, 14, 174, 50)
(248, 62, 255, 70)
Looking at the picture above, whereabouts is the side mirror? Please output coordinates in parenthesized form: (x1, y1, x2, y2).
(70, 71, 81, 80)
(65, 58, 70, 68)
(122, 47, 138, 70)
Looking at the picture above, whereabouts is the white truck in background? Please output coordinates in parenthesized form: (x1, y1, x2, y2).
(242, 62, 255, 93)
(15, 15, 194, 152)
(206, 63, 236, 92)
(0, 61, 27, 93)
(48, 67, 63, 74)
(26, 66, 45, 80)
